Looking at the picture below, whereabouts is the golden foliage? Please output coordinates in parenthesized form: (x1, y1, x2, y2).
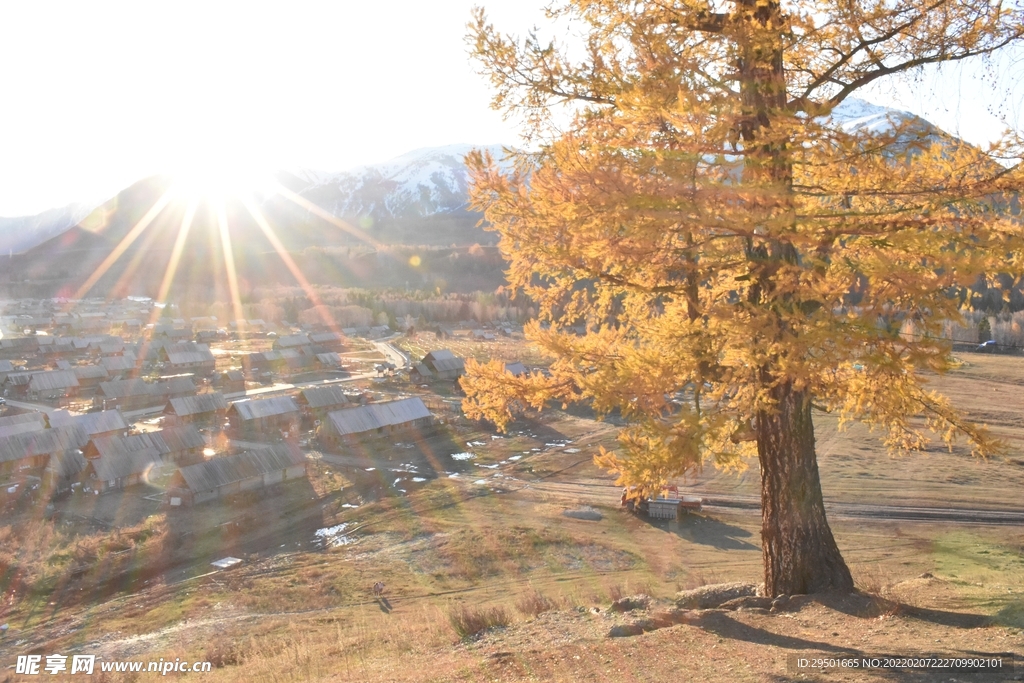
(464, 0, 1024, 492)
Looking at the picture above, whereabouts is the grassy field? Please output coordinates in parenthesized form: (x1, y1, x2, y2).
(398, 333, 551, 367)
(2, 353, 1024, 681)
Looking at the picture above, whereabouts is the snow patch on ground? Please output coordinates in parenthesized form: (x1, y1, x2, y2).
(315, 523, 351, 548)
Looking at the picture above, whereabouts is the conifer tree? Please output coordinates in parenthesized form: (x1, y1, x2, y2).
(463, 0, 1024, 595)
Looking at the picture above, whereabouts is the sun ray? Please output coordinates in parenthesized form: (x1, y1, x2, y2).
(133, 200, 200, 377)
(71, 190, 173, 301)
(273, 184, 383, 249)
(241, 198, 343, 335)
(216, 200, 246, 334)
(156, 200, 198, 306)
(109, 213, 170, 300)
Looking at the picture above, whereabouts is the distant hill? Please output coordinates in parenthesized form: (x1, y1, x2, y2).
(281, 143, 508, 219)
(0, 145, 512, 300)
(0, 102, 991, 301)
(0, 202, 102, 256)
(2, 144, 510, 259)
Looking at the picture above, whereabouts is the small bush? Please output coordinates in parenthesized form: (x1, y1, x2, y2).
(204, 639, 242, 668)
(610, 580, 655, 602)
(515, 590, 557, 617)
(681, 571, 718, 591)
(994, 601, 1024, 629)
(447, 603, 511, 639)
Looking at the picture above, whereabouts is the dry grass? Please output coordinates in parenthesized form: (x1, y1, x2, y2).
(447, 602, 512, 639)
(0, 515, 169, 605)
(11, 356, 1024, 680)
(514, 589, 559, 617)
(679, 571, 724, 591)
(398, 335, 549, 367)
(606, 579, 656, 603)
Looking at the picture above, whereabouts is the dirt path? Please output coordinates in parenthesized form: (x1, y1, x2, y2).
(525, 480, 1024, 526)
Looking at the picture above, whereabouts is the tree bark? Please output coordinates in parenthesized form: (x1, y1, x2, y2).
(756, 381, 854, 596)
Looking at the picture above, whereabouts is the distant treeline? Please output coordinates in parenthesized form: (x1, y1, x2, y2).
(189, 283, 534, 329)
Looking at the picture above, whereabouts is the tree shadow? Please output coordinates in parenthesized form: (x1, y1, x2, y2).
(815, 592, 992, 629)
(646, 513, 760, 551)
(506, 417, 573, 450)
(707, 594, 1007, 683)
(694, 611, 858, 654)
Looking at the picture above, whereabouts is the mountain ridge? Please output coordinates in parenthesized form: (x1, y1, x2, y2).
(0, 98, 941, 256)
(0, 99, 972, 301)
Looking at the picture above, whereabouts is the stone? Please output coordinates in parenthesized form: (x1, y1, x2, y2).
(610, 595, 651, 612)
(675, 582, 758, 609)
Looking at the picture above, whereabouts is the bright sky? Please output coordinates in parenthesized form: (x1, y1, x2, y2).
(0, 1, 1021, 217)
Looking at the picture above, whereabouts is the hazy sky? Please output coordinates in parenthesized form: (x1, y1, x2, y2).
(0, 1, 1021, 216)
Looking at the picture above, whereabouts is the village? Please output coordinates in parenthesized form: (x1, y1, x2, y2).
(6, 292, 1024, 682)
(0, 295, 555, 569)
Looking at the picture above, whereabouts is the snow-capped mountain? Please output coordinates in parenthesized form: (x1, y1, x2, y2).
(826, 97, 939, 137)
(0, 102, 952, 259)
(285, 143, 509, 222)
(0, 201, 103, 256)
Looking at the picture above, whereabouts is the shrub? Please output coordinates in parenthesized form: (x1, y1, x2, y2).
(447, 603, 511, 639)
(205, 638, 242, 668)
(515, 590, 557, 617)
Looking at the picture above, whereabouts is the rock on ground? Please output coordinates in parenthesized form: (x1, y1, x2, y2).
(675, 582, 758, 609)
(610, 595, 651, 612)
(562, 508, 603, 521)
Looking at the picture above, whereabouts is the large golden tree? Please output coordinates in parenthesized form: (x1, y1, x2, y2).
(462, 0, 1024, 596)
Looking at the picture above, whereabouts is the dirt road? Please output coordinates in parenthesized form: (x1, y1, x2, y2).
(524, 480, 1024, 526)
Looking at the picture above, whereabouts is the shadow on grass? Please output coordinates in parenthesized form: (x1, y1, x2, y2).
(763, 674, 999, 683)
(645, 513, 760, 551)
(695, 610, 857, 654)
(993, 600, 1024, 628)
(705, 608, 1010, 683)
(377, 597, 392, 614)
(819, 592, 992, 629)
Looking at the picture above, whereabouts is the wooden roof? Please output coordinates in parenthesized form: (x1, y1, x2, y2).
(0, 425, 89, 465)
(166, 393, 228, 417)
(275, 334, 311, 348)
(87, 442, 162, 482)
(99, 379, 150, 399)
(47, 409, 128, 436)
(229, 396, 300, 421)
(165, 343, 214, 365)
(176, 444, 305, 493)
(298, 386, 350, 409)
(28, 369, 80, 392)
(0, 412, 47, 439)
(73, 365, 110, 381)
(87, 425, 204, 462)
(158, 424, 206, 452)
(504, 362, 528, 376)
(325, 397, 431, 438)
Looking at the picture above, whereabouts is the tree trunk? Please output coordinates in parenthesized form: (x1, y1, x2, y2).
(756, 381, 854, 597)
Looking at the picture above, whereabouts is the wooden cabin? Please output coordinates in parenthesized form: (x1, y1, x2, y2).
(164, 393, 229, 426)
(226, 396, 301, 438)
(167, 444, 307, 506)
(318, 397, 433, 447)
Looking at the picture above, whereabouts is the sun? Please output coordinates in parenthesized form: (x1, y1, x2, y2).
(169, 162, 276, 201)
